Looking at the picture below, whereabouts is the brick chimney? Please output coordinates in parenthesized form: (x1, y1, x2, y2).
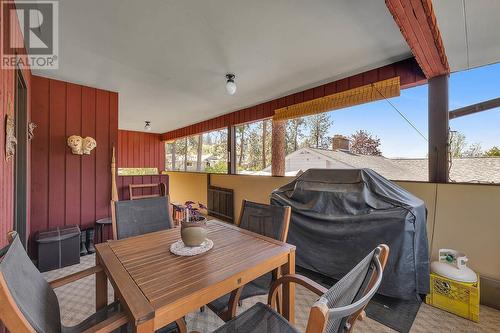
(332, 135, 350, 151)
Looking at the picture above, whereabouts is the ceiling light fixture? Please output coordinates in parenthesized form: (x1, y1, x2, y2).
(144, 121, 152, 131)
(225, 73, 236, 95)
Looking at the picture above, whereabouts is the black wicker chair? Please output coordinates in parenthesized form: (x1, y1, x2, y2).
(111, 196, 173, 240)
(207, 200, 291, 321)
(213, 244, 389, 333)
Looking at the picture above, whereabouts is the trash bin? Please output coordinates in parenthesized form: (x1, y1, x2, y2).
(35, 226, 81, 272)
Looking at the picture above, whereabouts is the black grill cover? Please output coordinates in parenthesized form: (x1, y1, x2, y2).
(270, 168, 429, 300)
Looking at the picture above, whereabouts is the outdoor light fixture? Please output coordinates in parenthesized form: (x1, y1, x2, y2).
(144, 121, 152, 131)
(225, 73, 236, 95)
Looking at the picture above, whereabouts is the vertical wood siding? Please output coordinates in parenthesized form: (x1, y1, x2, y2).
(117, 130, 165, 171)
(30, 76, 119, 247)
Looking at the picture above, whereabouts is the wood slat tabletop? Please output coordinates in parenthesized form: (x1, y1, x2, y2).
(96, 220, 296, 332)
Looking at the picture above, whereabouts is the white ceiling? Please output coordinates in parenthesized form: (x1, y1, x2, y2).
(32, 0, 412, 133)
(433, 0, 500, 73)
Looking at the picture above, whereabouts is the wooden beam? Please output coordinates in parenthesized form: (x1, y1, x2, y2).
(449, 97, 500, 120)
(386, 0, 449, 78)
(227, 126, 236, 174)
(428, 75, 449, 183)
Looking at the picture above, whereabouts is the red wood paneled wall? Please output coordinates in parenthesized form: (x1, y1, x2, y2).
(162, 57, 426, 141)
(117, 175, 169, 201)
(118, 130, 165, 171)
(0, 0, 32, 249)
(0, 2, 32, 331)
(30, 76, 118, 246)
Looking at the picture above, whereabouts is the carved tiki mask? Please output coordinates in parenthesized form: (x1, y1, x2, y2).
(67, 135, 83, 155)
(82, 137, 97, 155)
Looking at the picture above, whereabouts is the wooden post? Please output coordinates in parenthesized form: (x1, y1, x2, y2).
(228, 126, 236, 174)
(111, 147, 118, 202)
(196, 134, 203, 172)
(428, 74, 449, 183)
(272, 120, 285, 176)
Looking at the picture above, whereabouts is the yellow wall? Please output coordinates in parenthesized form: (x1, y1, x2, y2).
(166, 172, 208, 205)
(210, 174, 294, 222)
(167, 172, 500, 281)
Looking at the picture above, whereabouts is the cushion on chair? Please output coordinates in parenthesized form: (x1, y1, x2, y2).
(213, 302, 299, 333)
(115, 196, 173, 239)
(0, 236, 62, 333)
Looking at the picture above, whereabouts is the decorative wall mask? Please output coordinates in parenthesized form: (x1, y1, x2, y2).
(67, 135, 84, 155)
(82, 137, 97, 155)
(5, 114, 17, 161)
(28, 122, 37, 140)
(67, 135, 97, 155)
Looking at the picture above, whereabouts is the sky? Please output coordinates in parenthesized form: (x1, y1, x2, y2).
(326, 62, 500, 158)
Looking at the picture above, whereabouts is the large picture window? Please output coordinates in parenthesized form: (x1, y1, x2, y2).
(278, 84, 429, 181)
(447, 63, 500, 184)
(164, 63, 500, 184)
(165, 128, 228, 173)
(235, 119, 272, 175)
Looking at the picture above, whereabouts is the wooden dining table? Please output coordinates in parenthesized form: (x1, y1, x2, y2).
(95, 220, 296, 332)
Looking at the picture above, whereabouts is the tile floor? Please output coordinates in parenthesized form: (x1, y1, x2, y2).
(42, 254, 500, 332)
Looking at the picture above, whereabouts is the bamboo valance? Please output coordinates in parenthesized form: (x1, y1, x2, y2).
(273, 76, 400, 121)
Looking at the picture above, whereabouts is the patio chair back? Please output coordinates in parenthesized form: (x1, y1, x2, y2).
(316, 245, 388, 333)
(112, 196, 173, 239)
(0, 235, 62, 332)
(238, 200, 291, 242)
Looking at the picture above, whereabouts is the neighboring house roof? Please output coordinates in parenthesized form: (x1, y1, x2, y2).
(259, 147, 500, 183)
(392, 157, 500, 183)
(307, 148, 423, 181)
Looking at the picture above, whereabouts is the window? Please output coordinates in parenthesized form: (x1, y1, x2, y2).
(235, 119, 272, 175)
(279, 84, 429, 181)
(165, 128, 228, 173)
(117, 168, 159, 176)
(448, 63, 500, 184)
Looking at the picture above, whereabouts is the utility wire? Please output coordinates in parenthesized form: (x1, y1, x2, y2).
(374, 85, 428, 142)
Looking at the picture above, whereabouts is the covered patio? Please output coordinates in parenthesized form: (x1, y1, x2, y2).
(1, 0, 500, 332)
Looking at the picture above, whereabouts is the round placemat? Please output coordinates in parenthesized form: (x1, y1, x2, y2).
(170, 239, 214, 256)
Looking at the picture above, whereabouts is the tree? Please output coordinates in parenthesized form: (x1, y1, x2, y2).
(171, 141, 176, 170)
(304, 113, 332, 149)
(464, 143, 483, 157)
(484, 146, 500, 157)
(349, 130, 382, 156)
(236, 125, 247, 167)
(449, 132, 467, 158)
(285, 118, 305, 154)
(196, 134, 203, 171)
(247, 122, 264, 170)
(262, 120, 268, 169)
(204, 160, 228, 173)
(449, 131, 483, 158)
